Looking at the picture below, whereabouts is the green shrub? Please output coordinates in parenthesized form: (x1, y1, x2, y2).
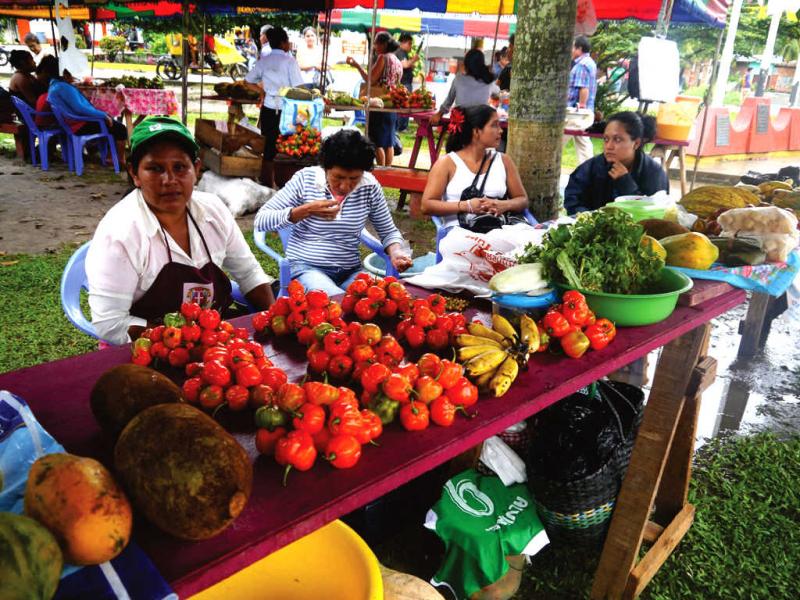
(99, 35, 126, 60)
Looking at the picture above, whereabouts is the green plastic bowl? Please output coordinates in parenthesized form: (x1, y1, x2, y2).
(556, 268, 693, 326)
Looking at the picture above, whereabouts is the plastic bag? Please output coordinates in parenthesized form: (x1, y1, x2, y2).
(279, 97, 324, 135)
(197, 171, 275, 217)
(404, 224, 545, 297)
(480, 437, 527, 486)
(718, 206, 799, 236)
(720, 230, 799, 262)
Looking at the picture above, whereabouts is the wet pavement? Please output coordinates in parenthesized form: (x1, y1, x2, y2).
(640, 295, 800, 444)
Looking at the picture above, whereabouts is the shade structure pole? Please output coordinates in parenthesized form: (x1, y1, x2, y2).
(320, 6, 333, 94)
(90, 8, 96, 77)
(364, 0, 378, 134)
(655, 0, 675, 37)
(691, 25, 725, 192)
(712, 0, 744, 107)
(49, 2, 58, 58)
(200, 11, 205, 120)
(489, 0, 504, 64)
(755, 9, 781, 97)
(180, 0, 190, 124)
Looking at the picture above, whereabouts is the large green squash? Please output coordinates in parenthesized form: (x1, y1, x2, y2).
(0, 512, 63, 600)
(114, 403, 252, 540)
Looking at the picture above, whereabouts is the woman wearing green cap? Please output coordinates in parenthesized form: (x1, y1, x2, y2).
(86, 117, 275, 344)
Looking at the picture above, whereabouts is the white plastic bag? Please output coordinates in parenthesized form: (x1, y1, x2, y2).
(197, 171, 275, 217)
(404, 224, 546, 297)
(480, 436, 527, 486)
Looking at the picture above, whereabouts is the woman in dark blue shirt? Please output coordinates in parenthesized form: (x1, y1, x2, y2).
(564, 111, 668, 214)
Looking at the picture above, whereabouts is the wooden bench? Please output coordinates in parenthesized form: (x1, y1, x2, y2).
(372, 167, 429, 212)
(0, 122, 27, 159)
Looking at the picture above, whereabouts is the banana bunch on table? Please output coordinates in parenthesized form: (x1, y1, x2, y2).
(454, 314, 539, 397)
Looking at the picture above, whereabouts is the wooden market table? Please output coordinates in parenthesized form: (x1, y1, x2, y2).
(82, 86, 179, 137)
(201, 96, 260, 131)
(0, 280, 744, 599)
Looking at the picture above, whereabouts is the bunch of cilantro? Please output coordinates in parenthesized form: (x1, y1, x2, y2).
(520, 208, 665, 294)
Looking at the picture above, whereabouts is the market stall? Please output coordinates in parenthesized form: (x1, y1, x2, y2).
(0, 280, 745, 598)
(81, 85, 179, 136)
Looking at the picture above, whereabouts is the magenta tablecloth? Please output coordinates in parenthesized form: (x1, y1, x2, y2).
(0, 282, 745, 597)
(84, 87, 178, 119)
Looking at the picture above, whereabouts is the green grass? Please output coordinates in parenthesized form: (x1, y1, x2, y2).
(506, 433, 800, 599)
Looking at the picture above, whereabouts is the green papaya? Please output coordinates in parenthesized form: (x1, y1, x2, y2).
(0, 512, 63, 600)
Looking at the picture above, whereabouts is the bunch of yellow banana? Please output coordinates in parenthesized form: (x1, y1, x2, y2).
(454, 314, 539, 397)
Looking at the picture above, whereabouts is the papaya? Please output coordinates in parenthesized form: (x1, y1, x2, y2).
(0, 512, 63, 600)
(114, 403, 252, 541)
(24, 453, 132, 565)
(640, 235, 667, 261)
(659, 232, 719, 270)
(638, 218, 689, 240)
(90, 363, 183, 438)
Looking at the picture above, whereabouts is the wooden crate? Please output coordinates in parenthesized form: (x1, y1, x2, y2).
(200, 146, 262, 179)
(195, 119, 265, 154)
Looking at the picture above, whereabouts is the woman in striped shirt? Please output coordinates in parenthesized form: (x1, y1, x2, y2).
(254, 129, 412, 296)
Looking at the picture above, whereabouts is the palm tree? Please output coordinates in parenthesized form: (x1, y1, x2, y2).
(506, 0, 578, 221)
(781, 39, 800, 62)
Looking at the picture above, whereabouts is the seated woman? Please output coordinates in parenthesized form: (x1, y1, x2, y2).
(37, 54, 128, 156)
(254, 129, 412, 296)
(86, 117, 274, 344)
(430, 49, 499, 125)
(8, 50, 44, 106)
(421, 104, 528, 232)
(564, 111, 669, 215)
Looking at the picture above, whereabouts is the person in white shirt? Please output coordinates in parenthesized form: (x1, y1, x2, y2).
(86, 117, 274, 345)
(245, 26, 303, 188)
(23, 33, 53, 66)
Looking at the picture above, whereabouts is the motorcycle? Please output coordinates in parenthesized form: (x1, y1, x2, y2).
(0, 47, 9, 67)
(156, 36, 247, 82)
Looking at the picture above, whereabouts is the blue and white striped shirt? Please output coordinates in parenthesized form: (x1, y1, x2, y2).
(254, 166, 404, 269)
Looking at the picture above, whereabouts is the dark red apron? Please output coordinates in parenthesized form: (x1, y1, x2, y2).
(130, 210, 233, 323)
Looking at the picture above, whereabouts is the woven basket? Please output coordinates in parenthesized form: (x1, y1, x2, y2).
(527, 380, 644, 547)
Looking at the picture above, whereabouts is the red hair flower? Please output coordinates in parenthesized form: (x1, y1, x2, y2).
(448, 108, 465, 134)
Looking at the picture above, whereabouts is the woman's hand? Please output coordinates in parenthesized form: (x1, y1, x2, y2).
(387, 243, 413, 272)
(429, 112, 442, 125)
(608, 160, 629, 180)
(346, 56, 358, 67)
(290, 200, 341, 222)
(477, 198, 507, 216)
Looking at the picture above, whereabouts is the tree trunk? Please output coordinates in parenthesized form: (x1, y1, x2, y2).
(507, 0, 578, 221)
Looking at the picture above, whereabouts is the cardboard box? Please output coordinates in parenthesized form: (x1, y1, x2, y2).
(200, 146, 262, 179)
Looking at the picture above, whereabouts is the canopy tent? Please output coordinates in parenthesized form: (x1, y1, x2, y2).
(329, 0, 729, 28)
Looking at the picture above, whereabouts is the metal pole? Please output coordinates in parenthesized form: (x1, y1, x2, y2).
(712, 0, 744, 107)
(755, 9, 781, 97)
(489, 0, 504, 67)
(180, 0, 190, 124)
(320, 7, 333, 94)
(90, 8, 96, 77)
(200, 11, 205, 120)
(655, 0, 676, 37)
(48, 2, 58, 58)
(690, 26, 725, 192)
(364, 0, 378, 134)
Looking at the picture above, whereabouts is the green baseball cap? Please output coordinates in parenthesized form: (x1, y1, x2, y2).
(129, 116, 199, 156)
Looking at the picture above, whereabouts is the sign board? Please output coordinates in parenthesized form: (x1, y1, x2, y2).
(756, 104, 770, 134)
(716, 113, 730, 147)
(637, 37, 680, 103)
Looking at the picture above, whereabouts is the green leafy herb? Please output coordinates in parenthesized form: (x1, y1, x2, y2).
(520, 208, 665, 294)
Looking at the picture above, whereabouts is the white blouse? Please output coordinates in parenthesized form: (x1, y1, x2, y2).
(86, 189, 272, 344)
(442, 150, 508, 227)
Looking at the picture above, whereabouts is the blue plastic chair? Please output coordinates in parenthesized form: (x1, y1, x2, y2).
(253, 226, 398, 297)
(48, 99, 119, 176)
(11, 96, 71, 171)
(61, 242, 255, 344)
(431, 208, 538, 263)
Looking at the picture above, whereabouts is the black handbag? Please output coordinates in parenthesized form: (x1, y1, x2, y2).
(457, 152, 527, 233)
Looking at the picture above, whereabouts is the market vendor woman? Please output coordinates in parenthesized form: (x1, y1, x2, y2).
(564, 111, 668, 215)
(254, 129, 412, 296)
(86, 117, 274, 344)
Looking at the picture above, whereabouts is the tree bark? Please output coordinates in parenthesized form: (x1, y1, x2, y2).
(507, 0, 578, 221)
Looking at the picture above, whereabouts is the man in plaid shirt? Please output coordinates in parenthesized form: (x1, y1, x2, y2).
(563, 35, 597, 165)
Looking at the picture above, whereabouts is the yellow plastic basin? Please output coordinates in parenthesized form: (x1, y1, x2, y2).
(189, 520, 383, 600)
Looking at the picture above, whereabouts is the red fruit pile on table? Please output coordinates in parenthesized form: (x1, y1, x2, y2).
(395, 293, 468, 350)
(539, 290, 617, 359)
(275, 124, 321, 158)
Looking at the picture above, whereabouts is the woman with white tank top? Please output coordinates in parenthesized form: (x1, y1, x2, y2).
(421, 104, 529, 231)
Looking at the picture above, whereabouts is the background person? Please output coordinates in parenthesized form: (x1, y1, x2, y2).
(421, 104, 528, 230)
(564, 111, 668, 215)
(86, 117, 274, 345)
(346, 31, 403, 166)
(296, 26, 323, 87)
(394, 33, 420, 133)
(492, 47, 509, 79)
(23, 32, 53, 66)
(254, 129, 412, 297)
(497, 35, 514, 91)
(8, 50, 43, 106)
(244, 26, 303, 188)
(430, 49, 499, 126)
(563, 35, 598, 166)
(259, 24, 272, 59)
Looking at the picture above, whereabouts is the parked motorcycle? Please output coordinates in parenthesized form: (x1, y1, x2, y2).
(156, 36, 247, 81)
(0, 47, 9, 67)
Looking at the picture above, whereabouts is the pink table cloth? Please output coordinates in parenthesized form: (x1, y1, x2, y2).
(84, 87, 178, 119)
